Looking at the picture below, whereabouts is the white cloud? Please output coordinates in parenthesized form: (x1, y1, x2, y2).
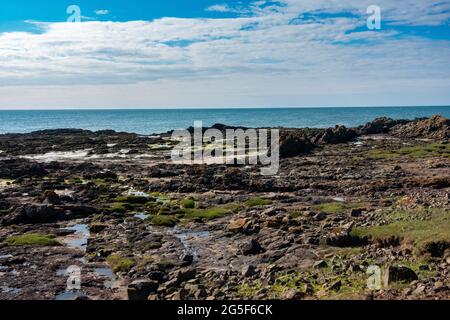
(206, 4, 233, 13)
(0, 0, 449, 108)
(95, 9, 110, 15)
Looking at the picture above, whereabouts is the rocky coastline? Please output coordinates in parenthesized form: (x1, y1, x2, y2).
(0, 115, 449, 300)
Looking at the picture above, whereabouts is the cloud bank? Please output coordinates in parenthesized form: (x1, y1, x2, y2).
(0, 0, 449, 108)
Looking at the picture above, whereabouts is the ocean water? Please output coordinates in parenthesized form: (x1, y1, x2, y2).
(0, 107, 449, 135)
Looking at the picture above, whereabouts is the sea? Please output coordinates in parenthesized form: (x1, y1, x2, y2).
(0, 106, 449, 135)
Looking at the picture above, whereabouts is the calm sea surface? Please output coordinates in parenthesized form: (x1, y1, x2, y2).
(0, 107, 449, 135)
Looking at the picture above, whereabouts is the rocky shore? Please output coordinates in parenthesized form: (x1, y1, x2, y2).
(0, 115, 449, 300)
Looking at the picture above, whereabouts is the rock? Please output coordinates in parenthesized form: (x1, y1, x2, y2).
(0, 159, 47, 179)
(127, 279, 159, 300)
(194, 288, 207, 299)
(242, 265, 257, 277)
(89, 223, 107, 233)
(180, 254, 194, 266)
(279, 134, 314, 158)
(350, 208, 363, 217)
(314, 126, 357, 144)
(412, 284, 426, 295)
(283, 289, 305, 300)
(239, 239, 265, 255)
(325, 222, 360, 247)
(227, 218, 248, 233)
(173, 267, 197, 285)
(41, 190, 61, 205)
(391, 115, 450, 140)
(314, 212, 327, 221)
(261, 207, 280, 216)
(383, 266, 418, 286)
(328, 280, 342, 291)
(433, 281, 445, 291)
(2, 204, 61, 225)
(313, 260, 328, 269)
(359, 117, 407, 135)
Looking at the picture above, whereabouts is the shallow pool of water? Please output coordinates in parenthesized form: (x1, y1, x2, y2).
(134, 212, 149, 220)
(94, 267, 119, 289)
(55, 290, 86, 300)
(0, 286, 21, 295)
(64, 224, 89, 252)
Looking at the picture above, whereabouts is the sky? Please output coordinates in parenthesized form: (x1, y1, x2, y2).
(0, 0, 449, 109)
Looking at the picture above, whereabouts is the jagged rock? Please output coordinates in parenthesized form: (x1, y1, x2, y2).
(314, 126, 358, 144)
(391, 115, 449, 140)
(359, 117, 408, 135)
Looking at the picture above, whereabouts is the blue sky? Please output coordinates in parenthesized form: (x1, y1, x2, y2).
(0, 0, 449, 108)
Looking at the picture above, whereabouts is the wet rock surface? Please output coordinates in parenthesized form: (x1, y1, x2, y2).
(0, 115, 449, 300)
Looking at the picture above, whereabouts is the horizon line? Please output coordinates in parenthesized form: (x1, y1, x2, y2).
(0, 105, 450, 111)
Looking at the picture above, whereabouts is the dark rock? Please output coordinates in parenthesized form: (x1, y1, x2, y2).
(40, 191, 61, 205)
(350, 208, 363, 217)
(359, 117, 407, 135)
(314, 126, 357, 144)
(279, 134, 314, 158)
(239, 239, 265, 255)
(242, 265, 257, 277)
(328, 280, 342, 291)
(127, 279, 159, 300)
(313, 260, 328, 269)
(383, 266, 418, 285)
(391, 115, 449, 140)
